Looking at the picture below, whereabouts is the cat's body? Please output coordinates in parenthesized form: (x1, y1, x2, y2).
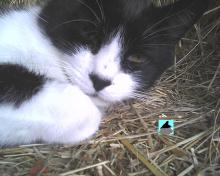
(0, 0, 209, 146)
(0, 8, 102, 145)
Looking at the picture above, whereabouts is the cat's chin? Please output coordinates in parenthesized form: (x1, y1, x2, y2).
(89, 96, 111, 110)
(90, 96, 111, 108)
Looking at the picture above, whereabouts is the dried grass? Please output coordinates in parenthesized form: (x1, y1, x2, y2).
(0, 0, 220, 175)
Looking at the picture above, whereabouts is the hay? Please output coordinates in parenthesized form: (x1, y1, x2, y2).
(0, 0, 220, 175)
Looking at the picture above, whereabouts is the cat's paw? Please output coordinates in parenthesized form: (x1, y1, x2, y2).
(39, 83, 102, 144)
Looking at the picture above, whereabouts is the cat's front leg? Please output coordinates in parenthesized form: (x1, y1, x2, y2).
(0, 81, 102, 146)
(38, 81, 102, 144)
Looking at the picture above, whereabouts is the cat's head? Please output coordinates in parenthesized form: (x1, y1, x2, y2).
(39, 0, 209, 106)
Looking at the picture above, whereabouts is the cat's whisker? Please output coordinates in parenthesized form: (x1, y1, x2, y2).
(143, 23, 186, 40)
(131, 77, 146, 86)
(133, 73, 144, 80)
(58, 61, 88, 82)
(142, 43, 173, 47)
(32, 9, 48, 23)
(142, 9, 188, 37)
(95, 0, 105, 22)
(142, 15, 173, 37)
(76, 0, 101, 23)
(53, 19, 98, 30)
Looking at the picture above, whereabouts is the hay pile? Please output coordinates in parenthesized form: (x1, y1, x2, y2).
(0, 0, 220, 175)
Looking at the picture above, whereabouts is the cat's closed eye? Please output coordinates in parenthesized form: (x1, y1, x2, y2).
(124, 56, 150, 71)
(127, 56, 145, 64)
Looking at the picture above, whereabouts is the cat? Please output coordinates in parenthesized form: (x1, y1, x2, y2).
(0, 0, 209, 146)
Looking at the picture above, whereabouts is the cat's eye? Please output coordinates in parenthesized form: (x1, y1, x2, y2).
(127, 56, 145, 64)
(122, 56, 147, 72)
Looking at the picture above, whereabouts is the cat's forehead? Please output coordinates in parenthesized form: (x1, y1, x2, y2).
(100, 0, 152, 18)
(38, 0, 155, 54)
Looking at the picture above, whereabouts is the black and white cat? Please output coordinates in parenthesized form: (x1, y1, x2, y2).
(0, 0, 209, 146)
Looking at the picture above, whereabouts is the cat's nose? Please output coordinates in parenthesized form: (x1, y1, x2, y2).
(89, 74, 111, 92)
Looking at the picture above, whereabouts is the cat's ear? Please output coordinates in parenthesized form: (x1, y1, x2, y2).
(146, 0, 210, 44)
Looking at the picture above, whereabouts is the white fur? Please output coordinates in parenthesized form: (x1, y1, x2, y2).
(0, 82, 101, 145)
(0, 7, 137, 145)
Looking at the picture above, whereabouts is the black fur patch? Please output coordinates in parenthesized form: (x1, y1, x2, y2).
(38, 0, 209, 90)
(38, 0, 125, 54)
(0, 64, 46, 106)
